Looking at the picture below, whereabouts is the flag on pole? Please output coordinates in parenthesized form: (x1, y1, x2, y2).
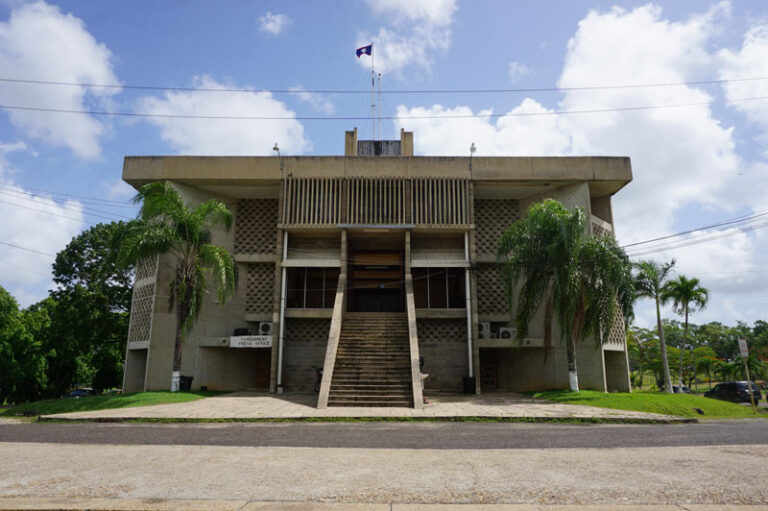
(356, 44, 372, 58)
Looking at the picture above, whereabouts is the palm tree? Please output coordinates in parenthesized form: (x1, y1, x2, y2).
(664, 275, 709, 389)
(115, 181, 237, 391)
(634, 260, 675, 393)
(497, 199, 634, 392)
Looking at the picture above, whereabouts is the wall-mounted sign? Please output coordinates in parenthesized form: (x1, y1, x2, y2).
(229, 335, 273, 348)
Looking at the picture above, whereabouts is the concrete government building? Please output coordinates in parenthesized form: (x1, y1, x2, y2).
(121, 128, 632, 408)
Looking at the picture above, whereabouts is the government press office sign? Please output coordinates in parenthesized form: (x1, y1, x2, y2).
(229, 335, 273, 348)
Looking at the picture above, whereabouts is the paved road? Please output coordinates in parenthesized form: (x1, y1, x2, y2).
(2, 420, 767, 449)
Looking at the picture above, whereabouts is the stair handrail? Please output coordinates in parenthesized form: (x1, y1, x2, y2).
(317, 272, 347, 408)
(405, 273, 424, 409)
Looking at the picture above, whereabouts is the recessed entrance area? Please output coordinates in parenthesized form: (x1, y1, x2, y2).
(347, 232, 404, 312)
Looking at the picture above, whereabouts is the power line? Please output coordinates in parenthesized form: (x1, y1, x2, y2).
(0, 189, 132, 221)
(0, 257, 50, 276)
(0, 241, 54, 257)
(0, 198, 99, 226)
(1, 75, 767, 94)
(0, 183, 135, 207)
(622, 209, 768, 248)
(2, 94, 768, 122)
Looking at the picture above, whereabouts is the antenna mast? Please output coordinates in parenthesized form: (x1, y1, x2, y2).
(370, 44, 376, 140)
(377, 73, 382, 141)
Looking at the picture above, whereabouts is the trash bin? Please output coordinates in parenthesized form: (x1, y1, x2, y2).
(463, 376, 476, 394)
(179, 375, 193, 392)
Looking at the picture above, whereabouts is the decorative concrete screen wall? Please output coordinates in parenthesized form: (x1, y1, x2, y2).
(476, 264, 509, 316)
(245, 263, 274, 315)
(235, 199, 278, 254)
(282, 177, 470, 227)
(417, 319, 468, 391)
(589, 215, 627, 351)
(605, 311, 627, 349)
(127, 256, 158, 345)
(282, 318, 331, 391)
(475, 199, 520, 258)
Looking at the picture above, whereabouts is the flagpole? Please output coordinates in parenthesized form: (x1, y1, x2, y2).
(377, 73, 382, 141)
(371, 44, 375, 139)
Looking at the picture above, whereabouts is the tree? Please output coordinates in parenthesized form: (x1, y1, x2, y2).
(634, 260, 676, 393)
(50, 221, 135, 392)
(664, 275, 709, 389)
(114, 181, 237, 391)
(0, 286, 47, 404)
(498, 199, 634, 392)
(693, 347, 718, 390)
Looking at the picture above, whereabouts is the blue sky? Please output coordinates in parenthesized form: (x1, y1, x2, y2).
(0, 0, 767, 329)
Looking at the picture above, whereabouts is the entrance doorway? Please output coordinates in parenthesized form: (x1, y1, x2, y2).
(348, 250, 404, 312)
(254, 349, 271, 389)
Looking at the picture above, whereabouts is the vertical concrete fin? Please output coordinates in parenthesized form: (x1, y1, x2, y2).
(405, 275, 424, 409)
(317, 273, 347, 409)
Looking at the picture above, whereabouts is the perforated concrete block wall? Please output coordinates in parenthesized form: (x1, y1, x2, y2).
(477, 264, 509, 316)
(235, 199, 279, 254)
(246, 263, 274, 315)
(282, 318, 330, 391)
(475, 199, 520, 258)
(127, 257, 158, 344)
(417, 319, 468, 391)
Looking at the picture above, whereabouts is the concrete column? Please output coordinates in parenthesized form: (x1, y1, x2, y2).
(467, 182, 481, 394)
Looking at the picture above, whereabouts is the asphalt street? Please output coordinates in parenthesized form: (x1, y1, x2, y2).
(1, 420, 767, 449)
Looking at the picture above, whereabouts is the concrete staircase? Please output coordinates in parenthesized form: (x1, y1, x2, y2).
(328, 312, 414, 407)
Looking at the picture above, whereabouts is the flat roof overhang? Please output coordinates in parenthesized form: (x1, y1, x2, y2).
(123, 155, 632, 199)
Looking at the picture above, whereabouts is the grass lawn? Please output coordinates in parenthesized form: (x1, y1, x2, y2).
(0, 391, 223, 418)
(532, 389, 768, 419)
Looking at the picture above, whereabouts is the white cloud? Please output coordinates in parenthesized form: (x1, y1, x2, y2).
(289, 86, 335, 114)
(394, 3, 768, 324)
(395, 98, 572, 156)
(0, 142, 84, 304)
(136, 76, 311, 155)
(719, 24, 768, 153)
(508, 61, 530, 83)
(258, 11, 291, 36)
(0, 1, 120, 158)
(358, 0, 457, 75)
(366, 0, 455, 26)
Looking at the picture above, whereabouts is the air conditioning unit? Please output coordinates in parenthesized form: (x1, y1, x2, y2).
(499, 327, 517, 339)
(233, 327, 253, 337)
(478, 322, 491, 339)
(258, 321, 274, 336)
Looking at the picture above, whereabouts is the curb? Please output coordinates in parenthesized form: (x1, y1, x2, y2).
(35, 415, 697, 424)
(0, 498, 766, 510)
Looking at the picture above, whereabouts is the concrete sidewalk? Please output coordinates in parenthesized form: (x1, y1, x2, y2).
(1, 499, 767, 510)
(2, 442, 766, 505)
(40, 392, 689, 422)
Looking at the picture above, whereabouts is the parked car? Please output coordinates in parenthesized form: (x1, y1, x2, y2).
(672, 385, 692, 394)
(63, 388, 95, 399)
(704, 382, 762, 403)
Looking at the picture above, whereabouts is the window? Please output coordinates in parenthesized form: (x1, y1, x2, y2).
(412, 267, 466, 309)
(286, 267, 340, 308)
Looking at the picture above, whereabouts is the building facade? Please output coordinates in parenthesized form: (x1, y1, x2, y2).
(122, 128, 633, 407)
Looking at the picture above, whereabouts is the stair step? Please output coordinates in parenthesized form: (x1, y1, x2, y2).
(327, 312, 414, 408)
(328, 400, 413, 407)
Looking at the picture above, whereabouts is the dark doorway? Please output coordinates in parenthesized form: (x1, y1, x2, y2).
(479, 349, 498, 391)
(348, 250, 404, 312)
(254, 349, 271, 388)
